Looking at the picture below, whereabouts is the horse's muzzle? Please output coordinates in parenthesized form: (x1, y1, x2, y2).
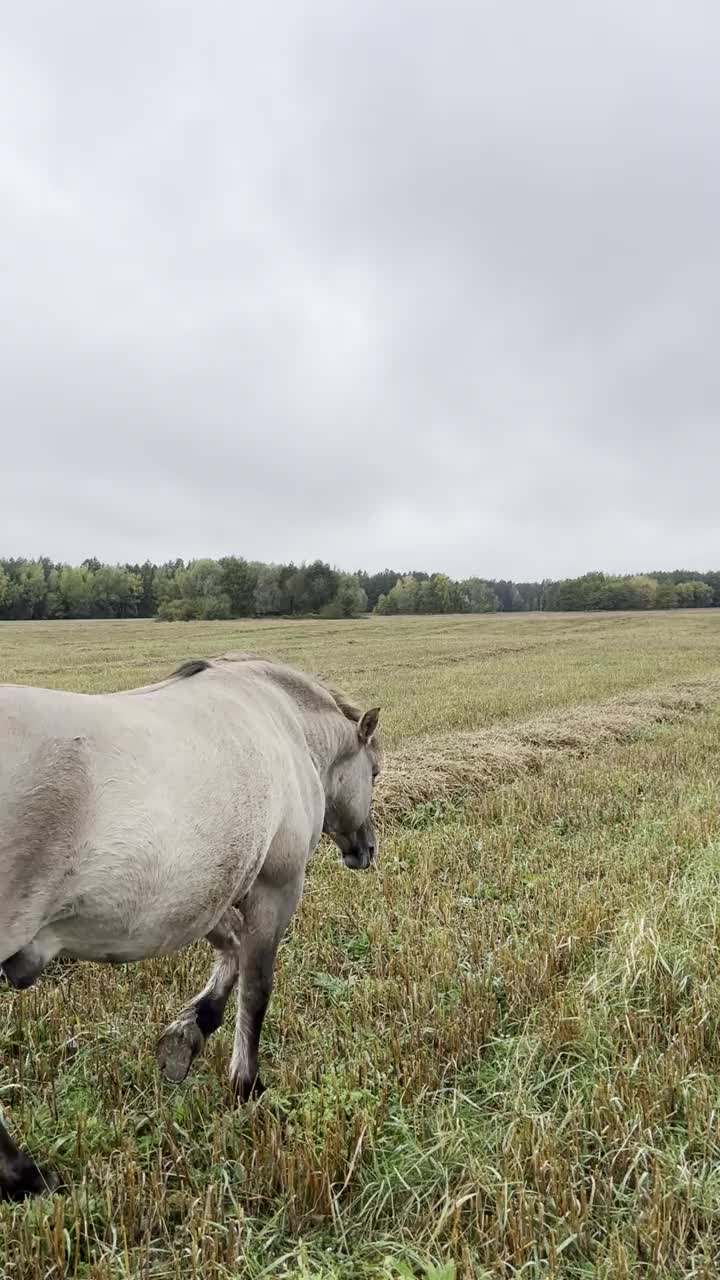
(342, 850, 371, 870)
(341, 830, 377, 871)
(325, 816, 378, 870)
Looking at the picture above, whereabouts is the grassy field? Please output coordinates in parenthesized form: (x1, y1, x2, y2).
(2, 611, 720, 1277)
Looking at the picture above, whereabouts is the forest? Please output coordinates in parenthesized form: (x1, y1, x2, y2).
(0, 557, 718, 621)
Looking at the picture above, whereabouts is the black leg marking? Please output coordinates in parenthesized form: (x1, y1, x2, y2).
(157, 950, 240, 1083)
(194, 993, 227, 1039)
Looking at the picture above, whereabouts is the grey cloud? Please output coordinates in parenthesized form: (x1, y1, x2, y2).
(2, 1, 719, 579)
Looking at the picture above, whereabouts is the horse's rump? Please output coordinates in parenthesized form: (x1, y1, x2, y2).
(0, 723, 90, 956)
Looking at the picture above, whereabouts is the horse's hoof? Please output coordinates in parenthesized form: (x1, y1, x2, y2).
(156, 1020, 205, 1083)
(1, 1157, 59, 1202)
(231, 1072, 266, 1104)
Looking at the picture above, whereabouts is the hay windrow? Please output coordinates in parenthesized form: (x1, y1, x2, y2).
(375, 678, 720, 822)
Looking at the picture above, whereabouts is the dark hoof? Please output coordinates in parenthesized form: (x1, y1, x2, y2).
(233, 1074, 266, 1104)
(157, 1020, 205, 1083)
(1, 1155, 59, 1202)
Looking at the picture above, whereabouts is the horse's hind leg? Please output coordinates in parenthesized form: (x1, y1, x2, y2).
(156, 907, 243, 1083)
(1, 930, 61, 1199)
(0, 1117, 58, 1202)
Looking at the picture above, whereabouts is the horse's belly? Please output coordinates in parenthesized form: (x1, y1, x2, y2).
(57, 927, 160, 964)
(52, 860, 242, 962)
(53, 904, 222, 962)
(45, 772, 281, 962)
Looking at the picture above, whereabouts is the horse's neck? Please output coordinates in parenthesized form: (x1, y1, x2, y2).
(291, 703, 354, 782)
(250, 665, 355, 782)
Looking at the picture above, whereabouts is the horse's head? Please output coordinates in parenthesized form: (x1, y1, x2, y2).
(323, 707, 381, 870)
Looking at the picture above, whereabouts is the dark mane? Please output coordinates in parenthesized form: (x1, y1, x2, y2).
(316, 679, 362, 723)
(215, 651, 362, 722)
(172, 659, 211, 680)
(168, 653, 364, 725)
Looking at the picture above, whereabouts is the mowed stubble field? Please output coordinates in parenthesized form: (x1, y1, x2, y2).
(2, 611, 720, 1278)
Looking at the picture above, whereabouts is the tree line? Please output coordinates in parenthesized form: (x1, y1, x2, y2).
(0, 558, 718, 621)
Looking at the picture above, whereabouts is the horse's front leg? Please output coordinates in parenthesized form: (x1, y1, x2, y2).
(156, 906, 243, 1083)
(230, 869, 304, 1102)
(0, 1116, 58, 1202)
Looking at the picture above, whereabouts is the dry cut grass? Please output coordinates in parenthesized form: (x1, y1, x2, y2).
(377, 678, 720, 821)
(2, 612, 720, 1278)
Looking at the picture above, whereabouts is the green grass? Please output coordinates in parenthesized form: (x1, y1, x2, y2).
(2, 612, 720, 1277)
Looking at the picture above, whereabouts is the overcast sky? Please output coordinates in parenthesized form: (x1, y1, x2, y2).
(2, 2, 718, 580)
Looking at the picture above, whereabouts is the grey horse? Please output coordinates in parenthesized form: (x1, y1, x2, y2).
(0, 653, 380, 1200)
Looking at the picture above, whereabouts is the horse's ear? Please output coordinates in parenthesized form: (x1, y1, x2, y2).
(358, 707, 380, 745)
